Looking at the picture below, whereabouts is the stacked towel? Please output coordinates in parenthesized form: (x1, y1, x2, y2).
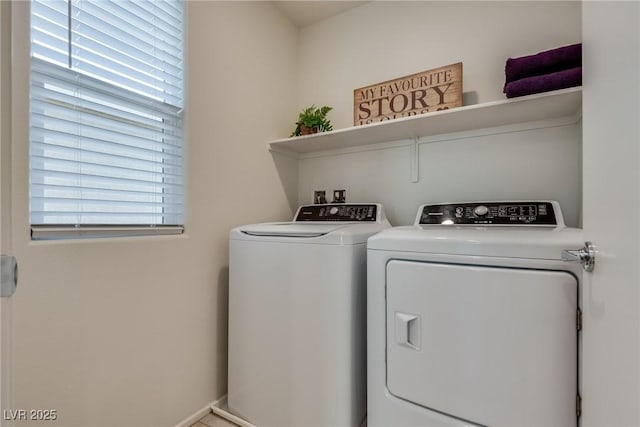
(503, 43, 582, 98)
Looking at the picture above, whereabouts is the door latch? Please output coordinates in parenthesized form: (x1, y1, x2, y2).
(0, 255, 18, 298)
(562, 241, 595, 272)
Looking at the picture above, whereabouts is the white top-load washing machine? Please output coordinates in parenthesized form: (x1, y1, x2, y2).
(367, 201, 584, 427)
(229, 203, 390, 427)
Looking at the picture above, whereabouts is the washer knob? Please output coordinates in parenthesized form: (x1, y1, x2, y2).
(329, 206, 339, 215)
(474, 205, 489, 216)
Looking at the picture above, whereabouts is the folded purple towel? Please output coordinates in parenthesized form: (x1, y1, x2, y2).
(504, 66, 582, 98)
(505, 43, 582, 84)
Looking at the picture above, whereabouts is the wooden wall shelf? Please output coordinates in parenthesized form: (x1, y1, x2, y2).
(268, 87, 582, 156)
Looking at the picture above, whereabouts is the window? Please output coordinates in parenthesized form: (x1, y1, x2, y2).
(29, 0, 184, 239)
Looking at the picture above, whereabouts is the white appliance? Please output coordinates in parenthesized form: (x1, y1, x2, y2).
(367, 201, 584, 427)
(228, 203, 390, 427)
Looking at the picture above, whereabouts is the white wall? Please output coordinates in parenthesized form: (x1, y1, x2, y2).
(8, 2, 297, 426)
(295, 1, 583, 226)
(581, 2, 640, 425)
(299, 123, 582, 226)
(0, 1, 14, 420)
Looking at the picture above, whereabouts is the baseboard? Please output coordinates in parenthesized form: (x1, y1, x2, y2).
(211, 395, 257, 427)
(172, 402, 215, 427)
(172, 395, 365, 427)
(209, 396, 366, 427)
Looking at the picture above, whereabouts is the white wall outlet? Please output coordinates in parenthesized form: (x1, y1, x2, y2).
(313, 190, 327, 204)
(332, 188, 347, 203)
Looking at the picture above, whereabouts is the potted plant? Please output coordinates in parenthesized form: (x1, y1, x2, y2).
(290, 105, 333, 137)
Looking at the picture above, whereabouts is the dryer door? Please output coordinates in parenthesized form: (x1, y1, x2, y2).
(386, 260, 577, 427)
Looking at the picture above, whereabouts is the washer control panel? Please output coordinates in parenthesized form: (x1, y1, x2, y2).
(418, 202, 559, 226)
(295, 204, 378, 222)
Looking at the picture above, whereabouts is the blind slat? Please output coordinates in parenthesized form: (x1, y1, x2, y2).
(31, 135, 183, 163)
(30, 113, 182, 155)
(76, 2, 182, 57)
(30, 169, 184, 193)
(31, 57, 183, 113)
(32, 197, 184, 209)
(125, 1, 183, 37)
(31, 155, 183, 180)
(68, 54, 183, 104)
(31, 182, 184, 198)
(31, 106, 183, 148)
(71, 34, 183, 86)
(79, 1, 183, 47)
(29, 0, 184, 230)
(30, 87, 183, 136)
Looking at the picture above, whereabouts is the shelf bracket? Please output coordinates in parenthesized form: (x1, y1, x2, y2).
(410, 137, 419, 183)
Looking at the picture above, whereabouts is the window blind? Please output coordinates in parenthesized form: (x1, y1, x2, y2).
(30, 0, 184, 237)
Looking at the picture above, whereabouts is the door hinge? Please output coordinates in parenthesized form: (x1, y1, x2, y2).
(0, 255, 17, 298)
(576, 393, 582, 417)
(576, 308, 582, 331)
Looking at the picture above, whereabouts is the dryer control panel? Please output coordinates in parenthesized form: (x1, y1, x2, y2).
(418, 201, 559, 226)
(295, 204, 378, 222)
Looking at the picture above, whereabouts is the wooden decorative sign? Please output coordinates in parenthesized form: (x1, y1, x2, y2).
(353, 62, 463, 126)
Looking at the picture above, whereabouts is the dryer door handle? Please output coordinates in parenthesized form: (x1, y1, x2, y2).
(395, 312, 420, 350)
(562, 241, 595, 272)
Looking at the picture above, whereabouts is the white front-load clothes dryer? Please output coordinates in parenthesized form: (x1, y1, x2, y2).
(367, 201, 584, 427)
(229, 203, 390, 427)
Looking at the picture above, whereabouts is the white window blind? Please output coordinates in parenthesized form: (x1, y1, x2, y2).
(29, 0, 184, 238)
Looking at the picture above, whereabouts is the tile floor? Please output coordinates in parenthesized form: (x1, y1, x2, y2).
(189, 411, 239, 427)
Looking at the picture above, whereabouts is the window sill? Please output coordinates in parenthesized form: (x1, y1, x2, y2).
(30, 225, 184, 241)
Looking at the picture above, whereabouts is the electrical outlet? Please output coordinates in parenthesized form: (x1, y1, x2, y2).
(313, 190, 327, 204)
(332, 189, 347, 203)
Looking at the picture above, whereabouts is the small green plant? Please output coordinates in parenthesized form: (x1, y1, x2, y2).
(290, 105, 333, 137)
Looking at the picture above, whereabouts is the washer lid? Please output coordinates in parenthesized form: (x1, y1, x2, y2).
(231, 221, 388, 245)
(239, 223, 347, 238)
(231, 203, 390, 244)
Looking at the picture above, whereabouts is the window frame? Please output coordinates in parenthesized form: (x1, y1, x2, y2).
(28, 0, 185, 240)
